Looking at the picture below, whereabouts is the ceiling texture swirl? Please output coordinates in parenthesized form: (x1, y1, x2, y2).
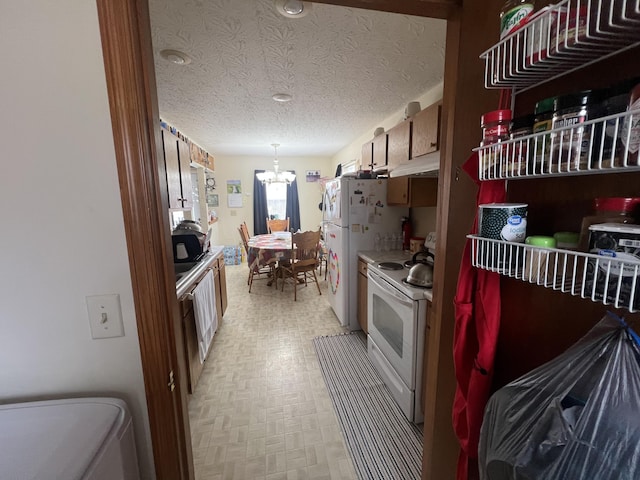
(149, 0, 446, 157)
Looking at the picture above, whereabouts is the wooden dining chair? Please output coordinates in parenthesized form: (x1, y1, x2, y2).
(266, 217, 290, 233)
(279, 229, 322, 301)
(238, 224, 273, 290)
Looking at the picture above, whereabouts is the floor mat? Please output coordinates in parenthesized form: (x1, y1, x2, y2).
(313, 332, 423, 480)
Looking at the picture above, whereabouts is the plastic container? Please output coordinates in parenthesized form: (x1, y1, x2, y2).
(585, 223, 640, 310)
(578, 197, 640, 251)
(409, 237, 426, 255)
(524, 236, 556, 282)
(553, 231, 579, 250)
(550, 90, 603, 172)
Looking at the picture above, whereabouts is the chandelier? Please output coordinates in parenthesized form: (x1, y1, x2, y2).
(256, 144, 296, 185)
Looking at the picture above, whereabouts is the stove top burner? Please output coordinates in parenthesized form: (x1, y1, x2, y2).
(378, 262, 404, 271)
(402, 278, 432, 289)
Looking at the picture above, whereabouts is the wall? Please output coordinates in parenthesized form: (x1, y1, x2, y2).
(331, 81, 444, 172)
(0, 2, 153, 478)
(209, 155, 333, 246)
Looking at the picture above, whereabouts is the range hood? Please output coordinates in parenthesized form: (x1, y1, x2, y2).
(389, 151, 440, 177)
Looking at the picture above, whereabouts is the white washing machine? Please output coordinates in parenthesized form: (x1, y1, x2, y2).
(0, 397, 140, 480)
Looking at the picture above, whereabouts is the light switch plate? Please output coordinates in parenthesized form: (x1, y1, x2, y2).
(86, 294, 125, 339)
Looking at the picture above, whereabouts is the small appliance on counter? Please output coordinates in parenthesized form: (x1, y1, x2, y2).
(172, 220, 211, 263)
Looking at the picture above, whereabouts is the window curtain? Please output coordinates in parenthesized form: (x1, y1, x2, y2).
(286, 172, 301, 232)
(253, 170, 269, 235)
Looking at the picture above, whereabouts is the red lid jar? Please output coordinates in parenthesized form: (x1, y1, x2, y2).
(481, 109, 512, 145)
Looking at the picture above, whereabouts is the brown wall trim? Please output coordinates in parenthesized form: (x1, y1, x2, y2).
(96, 0, 193, 478)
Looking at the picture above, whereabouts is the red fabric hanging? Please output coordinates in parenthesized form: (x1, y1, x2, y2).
(453, 151, 506, 480)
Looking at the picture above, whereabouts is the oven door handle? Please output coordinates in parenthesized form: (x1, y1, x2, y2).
(367, 271, 414, 308)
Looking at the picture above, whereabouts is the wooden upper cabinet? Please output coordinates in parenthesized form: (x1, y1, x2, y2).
(411, 103, 441, 158)
(177, 137, 193, 209)
(387, 176, 438, 207)
(386, 120, 411, 172)
(361, 141, 373, 170)
(371, 133, 388, 171)
(162, 129, 183, 209)
(162, 129, 193, 209)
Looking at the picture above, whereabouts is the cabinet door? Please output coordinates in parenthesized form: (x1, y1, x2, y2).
(212, 263, 223, 325)
(411, 103, 441, 158)
(218, 257, 227, 316)
(177, 138, 193, 209)
(162, 130, 183, 209)
(361, 141, 373, 170)
(357, 259, 368, 334)
(181, 299, 202, 394)
(387, 177, 438, 207)
(371, 133, 388, 171)
(387, 177, 410, 206)
(387, 120, 411, 172)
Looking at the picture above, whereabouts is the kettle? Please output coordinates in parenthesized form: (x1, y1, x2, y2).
(406, 251, 435, 288)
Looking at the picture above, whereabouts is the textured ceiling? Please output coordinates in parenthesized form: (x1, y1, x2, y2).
(149, 0, 446, 157)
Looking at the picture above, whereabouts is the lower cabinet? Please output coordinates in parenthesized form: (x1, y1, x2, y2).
(357, 258, 368, 334)
(180, 292, 204, 394)
(180, 254, 228, 394)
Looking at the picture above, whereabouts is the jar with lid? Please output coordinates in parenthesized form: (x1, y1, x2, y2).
(523, 235, 556, 283)
(578, 197, 640, 251)
(510, 114, 534, 175)
(550, 90, 603, 173)
(532, 96, 555, 173)
(481, 109, 512, 177)
(500, 0, 535, 39)
(622, 80, 640, 166)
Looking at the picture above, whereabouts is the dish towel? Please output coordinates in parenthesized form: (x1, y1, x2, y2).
(192, 269, 217, 363)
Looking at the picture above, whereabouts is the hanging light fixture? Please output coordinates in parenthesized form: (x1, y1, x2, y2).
(256, 144, 296, 185)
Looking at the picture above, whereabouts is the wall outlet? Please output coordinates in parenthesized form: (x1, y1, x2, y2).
(86, 294, 125, 339)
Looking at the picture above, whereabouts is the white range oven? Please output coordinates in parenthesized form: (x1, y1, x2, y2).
(367, 260, 431, 424)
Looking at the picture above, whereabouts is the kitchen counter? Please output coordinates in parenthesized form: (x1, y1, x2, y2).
(358, 250, 414, 265)
(359, 249, 433, 302)
(175, 246, 224, 299)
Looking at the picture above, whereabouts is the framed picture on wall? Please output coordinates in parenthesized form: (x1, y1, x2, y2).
(306, 170, 321, 182)
(206, 193, 219, 207)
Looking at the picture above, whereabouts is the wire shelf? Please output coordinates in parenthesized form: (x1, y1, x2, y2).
(481, 0, 640, 91)
(468, 235, 640, 312)
(475, 109, 640, 180)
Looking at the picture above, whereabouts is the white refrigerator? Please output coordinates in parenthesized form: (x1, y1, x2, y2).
(323, 177, 409, 330)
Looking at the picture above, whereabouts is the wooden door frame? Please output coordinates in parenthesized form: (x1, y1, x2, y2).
(96, 0, 193, 478)
(96, 0, 464, 478)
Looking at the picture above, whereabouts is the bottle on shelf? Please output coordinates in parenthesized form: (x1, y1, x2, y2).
(499, 0, 535, 39)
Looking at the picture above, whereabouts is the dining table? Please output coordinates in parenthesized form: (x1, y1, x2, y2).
(247, 232, 293, 285)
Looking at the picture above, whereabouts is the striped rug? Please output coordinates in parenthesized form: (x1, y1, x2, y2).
(313, 332, 423, 480)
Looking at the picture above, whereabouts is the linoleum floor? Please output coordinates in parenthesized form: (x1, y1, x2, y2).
(189, 263, 358, 480)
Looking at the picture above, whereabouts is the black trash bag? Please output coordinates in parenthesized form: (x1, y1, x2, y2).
(479, 313, 640, 480)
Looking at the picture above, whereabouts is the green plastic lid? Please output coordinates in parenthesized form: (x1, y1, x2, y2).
(553, 231, 580, 247)
(525, 236, 557, 248)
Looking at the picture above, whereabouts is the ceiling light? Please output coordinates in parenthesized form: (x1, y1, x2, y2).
(274, 0, 312, 18)
(272, 93, 292, 102)
(256, 144, 296, 185)
(160, 49, 192, 65)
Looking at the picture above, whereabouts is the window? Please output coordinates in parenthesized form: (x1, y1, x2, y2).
(266, 182, 287, 220)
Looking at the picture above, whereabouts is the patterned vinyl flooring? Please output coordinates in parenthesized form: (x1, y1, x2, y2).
(188, 263, 358, 480)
